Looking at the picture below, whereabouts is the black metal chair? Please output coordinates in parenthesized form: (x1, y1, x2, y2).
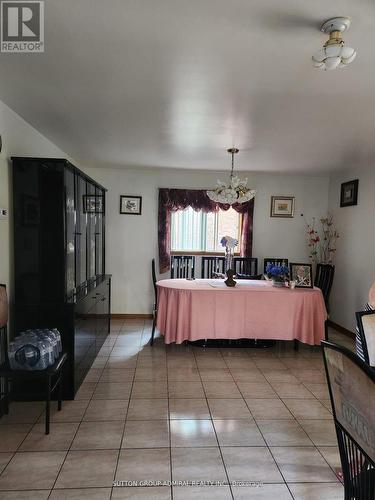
(322, 341, 375, 499)
(355, 309, 375, 368)
(201, 256, 225, 278)
(233, 257, 258, 276)
(171, 255, 195, 279)
(150, 258, 157, 346)
(314, 264, 335, 313)
(263, 258, 288, 273)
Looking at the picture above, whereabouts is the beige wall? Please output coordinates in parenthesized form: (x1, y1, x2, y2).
(0, 100, 66, 305)
(82, 165, 329, 314)
(328, 166, 375, 332)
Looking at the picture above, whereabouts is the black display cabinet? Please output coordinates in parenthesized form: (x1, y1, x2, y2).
(12, 157, 111, 399)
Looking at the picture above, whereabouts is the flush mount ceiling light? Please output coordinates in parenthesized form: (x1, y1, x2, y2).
(206, 148, 256, 205)
(312, 17, 356, 70)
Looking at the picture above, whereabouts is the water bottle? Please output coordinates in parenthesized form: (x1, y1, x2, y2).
(35, 331, 55, 366)
(39, 330, 58, 360)
(8, 340, 18, 369)
(51, 328, 62, 354)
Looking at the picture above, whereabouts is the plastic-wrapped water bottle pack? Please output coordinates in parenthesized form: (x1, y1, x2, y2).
(8, 328, 62, 371)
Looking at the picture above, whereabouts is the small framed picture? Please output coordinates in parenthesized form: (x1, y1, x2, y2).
(289, 263, 313, 288)
(83, 195, 103, 213)
(120, 195, 142, 215)
(270, 196, 295, 218)
(340, 179, 358, 207)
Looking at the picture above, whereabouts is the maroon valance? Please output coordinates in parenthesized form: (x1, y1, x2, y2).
(158, 188, 254, 273)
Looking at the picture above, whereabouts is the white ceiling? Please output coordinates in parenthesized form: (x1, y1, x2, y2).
(0, 0, 375, 173)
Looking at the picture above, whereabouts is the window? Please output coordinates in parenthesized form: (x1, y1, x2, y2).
(171, 207, 241, 253)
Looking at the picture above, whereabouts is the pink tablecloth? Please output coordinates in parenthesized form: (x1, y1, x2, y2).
(156, 279, 327, 345)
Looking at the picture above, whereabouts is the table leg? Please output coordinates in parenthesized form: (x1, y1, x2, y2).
(45, 375, 51, 435)
(58, 373, 63, 411)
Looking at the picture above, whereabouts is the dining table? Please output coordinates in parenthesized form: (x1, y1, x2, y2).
(156, 278, 327, 345)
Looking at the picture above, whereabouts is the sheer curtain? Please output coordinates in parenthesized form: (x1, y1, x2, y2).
(158, 188, 254, 273)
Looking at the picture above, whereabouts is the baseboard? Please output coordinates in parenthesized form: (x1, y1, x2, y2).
(327, 319, 355, 339)
(111, 314, 153, 319)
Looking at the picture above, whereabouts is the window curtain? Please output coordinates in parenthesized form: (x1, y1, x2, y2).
(158, 188, 254, 273)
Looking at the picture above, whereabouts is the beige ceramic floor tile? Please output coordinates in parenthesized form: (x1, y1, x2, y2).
(83, 399, 128, 421)
(131, 381, 168, 398)
(270, 383, 315, 399)
(171, 447, 227, 481)
(0, 402, 44, 425)
(168, 382, 205, 399)
(71, 420, 124, 450)
(40, 400, 89, 423)
(213, 419, 265, 446)
(115, 448, 171, 482)
(170, 419, 217, 447)
(49, 489, 112, 499)
(288, 482, 344, 499)
(127, 398, 168, 420)
(20, 422, 78, 451)
(318, 446, 342, 476)
(257, 420, 312, 446)
(232, 484, 293, 499)
(222, 446, 283, 482)
(0, 453, 13, 474)
(99, 369, 135, 382)
(173, 486, 232, 500)
(282, 399, 332, 420)
(0, 451, 66, 490)
(298, 419, 337, 446)
(75, 382, 96, 400)
(93, 382, 132, 400)
(55, 450, 118, 488)
(202, 381, 242, 398)
(246, 398, 293, 420)
(0, 492, 50, 499)
(199, 368, 234, 382)
(236, 382, 277, 398)
(271, 447, 339, 482)
(169, 399, 210, 419)
(0, 425, 32, 452)
(208, 399, 252, 419)
(122, 420, 169, 448)
(112, 487, 171, 499)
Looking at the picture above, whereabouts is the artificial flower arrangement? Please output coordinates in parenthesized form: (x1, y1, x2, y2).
(265, 263, 290, 284)
(220, 235, 238, 250)
(306, 214, 339, 265)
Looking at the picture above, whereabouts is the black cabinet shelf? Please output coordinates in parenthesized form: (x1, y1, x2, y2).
(12, 157, 111, 399)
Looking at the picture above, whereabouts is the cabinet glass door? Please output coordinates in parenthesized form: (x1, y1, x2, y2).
(87, 183, 96, 280)
(76, 176, 87, 287)
(65, 168, 76, 297)
(95, 187, 103, 276)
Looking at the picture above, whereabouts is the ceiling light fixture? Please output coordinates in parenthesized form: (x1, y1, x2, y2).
(207, 148, 256, 205)
(312, 17, 356, 70)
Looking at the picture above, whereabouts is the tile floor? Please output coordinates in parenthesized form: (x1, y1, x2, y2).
(0, 321, 353, 499)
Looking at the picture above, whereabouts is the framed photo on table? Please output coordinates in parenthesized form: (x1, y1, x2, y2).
(340, 179, 358, 207)
(289, 263, 313, 288)
(120, 195, 142, 215)
(270, 196, 295, 218)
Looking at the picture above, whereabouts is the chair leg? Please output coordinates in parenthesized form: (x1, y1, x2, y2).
(45, 375, 51, 435)
(324, 320, 329, 341)
(294, 339, 299, 351)
(150, 314, 156, 346)
(58, 373, 63, 411)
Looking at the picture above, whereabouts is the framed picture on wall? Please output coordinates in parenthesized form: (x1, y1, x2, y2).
(289, 263, 313, 288)
(120, 195, 142, 215)
(270, 196, 295, 218)
(340, 179, 358, 207)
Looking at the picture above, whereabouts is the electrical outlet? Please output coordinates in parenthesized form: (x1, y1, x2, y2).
(0, 208, 8, 219)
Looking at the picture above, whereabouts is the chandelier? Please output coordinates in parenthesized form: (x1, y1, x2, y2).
(207, 148, 256, 205)
(312, 17, 356, 70)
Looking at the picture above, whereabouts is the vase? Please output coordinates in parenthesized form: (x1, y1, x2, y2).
(225, 248, 234, 272)
(272, 279, 285, 288)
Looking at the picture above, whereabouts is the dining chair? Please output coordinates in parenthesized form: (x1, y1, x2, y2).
(150, 258, 157, 346)
(201, 256, 225, 278)
(355, 309, 375, 368)
(170, 255, 195, 279)
(263, 258, 288, 273)
(314, 264, 335, 313)
(321, 341, 375, 499)
(233, 257, 258, 276)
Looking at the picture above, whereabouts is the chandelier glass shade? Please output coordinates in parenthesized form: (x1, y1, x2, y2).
(206, 148, 256, 205)
(312, 17, 356, 71)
